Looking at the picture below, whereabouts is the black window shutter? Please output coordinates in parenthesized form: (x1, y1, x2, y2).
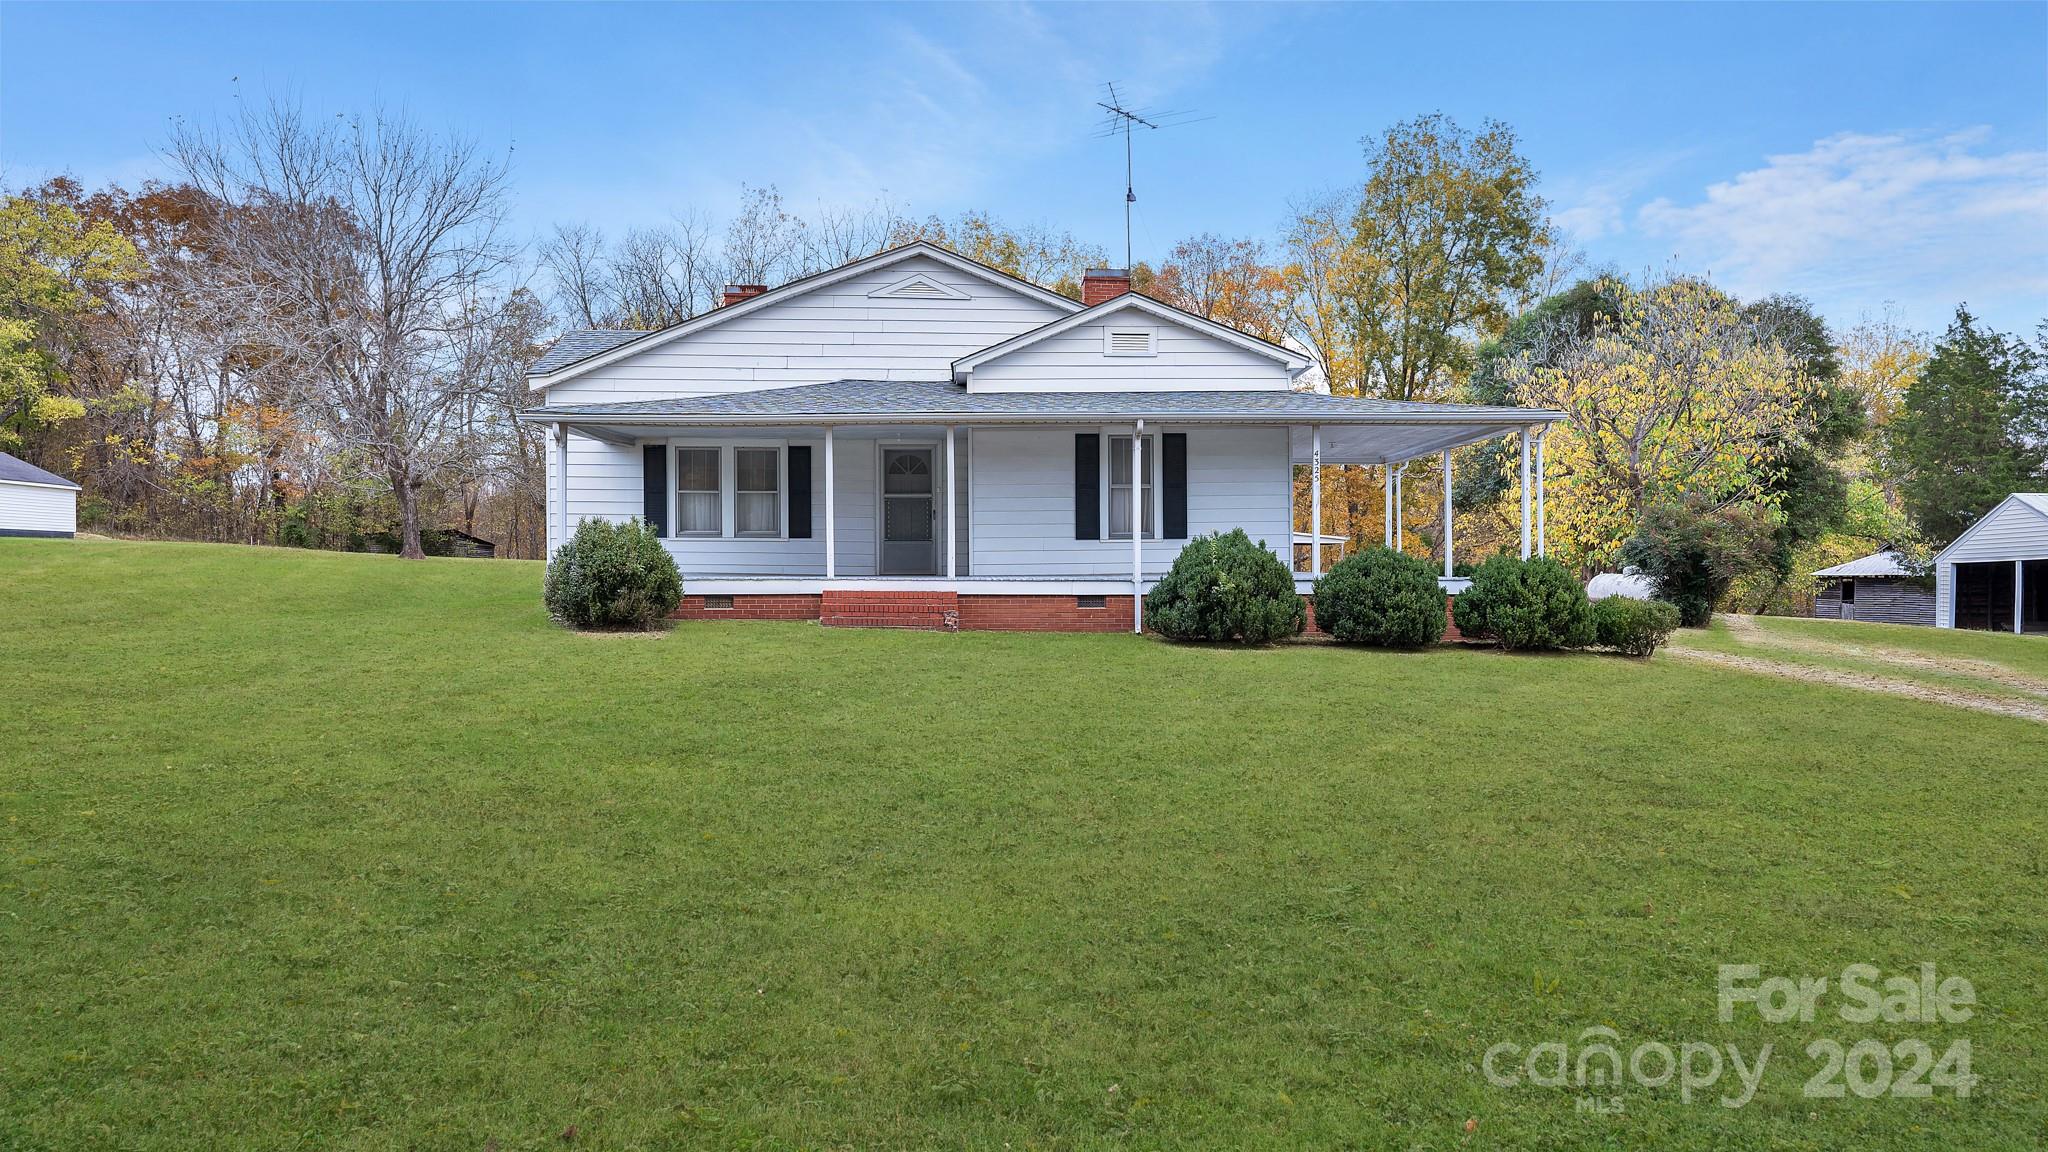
(642, 444, 667, 533)
(1074, 433, 1101, 540)
(787, 445, 812, 538)
(1163, 432, 1188, 539)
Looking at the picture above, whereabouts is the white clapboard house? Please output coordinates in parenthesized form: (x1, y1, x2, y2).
(522, 243, 1562, 631)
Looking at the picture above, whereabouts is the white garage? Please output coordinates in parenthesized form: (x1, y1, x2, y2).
(1933, 493, 2048, 633)
(0, 451, 80, 538)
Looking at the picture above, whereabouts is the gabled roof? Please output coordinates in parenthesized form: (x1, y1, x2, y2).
(1933, 493, 2048, 563)
(525, 242, 1083, 389)
(524, 378, 1561, 425)
(1813, 551, 1915, 579)
(529, 329, 646, 377)
(0, 451, 79, 489)
(952, 292, 1313, 380)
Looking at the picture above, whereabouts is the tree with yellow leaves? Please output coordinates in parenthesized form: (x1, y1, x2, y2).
(0, 191, 141, 450)
(1495, 275, 1820, 570)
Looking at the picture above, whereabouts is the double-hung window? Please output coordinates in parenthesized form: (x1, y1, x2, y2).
(675, 447, 722, 536)
(734, 446, 781, 537)
(1107, 434, 1155, 540)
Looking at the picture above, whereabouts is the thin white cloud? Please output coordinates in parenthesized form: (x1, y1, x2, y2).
(1637, 129, 2048, 326)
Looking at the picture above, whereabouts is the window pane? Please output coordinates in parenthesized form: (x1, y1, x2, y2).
(736, 491, 779, 535)
(678, 491, 720, 534)
(736, 447, 778, 493)
(1106, 436, 1153, 540)
(677, 448, 719, 491)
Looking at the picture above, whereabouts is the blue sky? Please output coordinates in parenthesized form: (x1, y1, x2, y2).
(4, 1, 2044, 336)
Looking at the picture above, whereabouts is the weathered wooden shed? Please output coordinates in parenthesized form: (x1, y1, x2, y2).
(1934, 493, 2048, 633)
(1811, 551, 1934, 626)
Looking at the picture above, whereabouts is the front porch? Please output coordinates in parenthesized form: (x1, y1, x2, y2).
(526, 381, 1560, 632)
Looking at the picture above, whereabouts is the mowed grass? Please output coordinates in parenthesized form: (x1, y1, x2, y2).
(2, 540, 2044, 1151)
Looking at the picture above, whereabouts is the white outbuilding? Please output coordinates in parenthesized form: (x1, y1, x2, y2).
(1933, 493, 2048, 633)
(0, 451, 80, 538)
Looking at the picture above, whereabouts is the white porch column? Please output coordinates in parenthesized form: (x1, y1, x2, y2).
(1441, 448, 1454, 579)
(1310, 425, 1323, 576)
(1132, 419, 1145, 634)
(1519, 428, 1532, 560)
(2016, 560, 2025, 635)
(1535, 428, 1548, 558)
(1393, 462, 1405, 553)
(945, 425, 957, 581)
(1383, 462, 1393, 547)
(552, 422, 569, 557)
(823, 426, 836, 580)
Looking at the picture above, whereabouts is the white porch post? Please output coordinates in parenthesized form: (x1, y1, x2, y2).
(1535, 428, 1548, 558)
(1132, 419, 1145, 634)
(1393, 462, 1405, 553)
(1441, 448, 1454, 579)
(823, 426, 836, 580)
(1310, 425, 1323, 576)
(1383, 462, 1393, 547)
(552, 422, 568, 557)
(1519, 428, 1532, 560)
(945, 425, 957, 581)
(2016, 559, 2025, 635)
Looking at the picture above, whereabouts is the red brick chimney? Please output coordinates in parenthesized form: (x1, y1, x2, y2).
(1082, 267, 1130, 307)
(721, 283, 768, 307)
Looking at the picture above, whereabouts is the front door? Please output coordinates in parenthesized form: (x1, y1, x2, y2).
(880, 446, 938, 575)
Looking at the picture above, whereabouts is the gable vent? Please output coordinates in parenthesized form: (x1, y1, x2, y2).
(1105, 328, 1157, 356)
(869, 272, 969, 301)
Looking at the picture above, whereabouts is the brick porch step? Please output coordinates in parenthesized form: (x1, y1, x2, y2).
(820, 589, 960, 630)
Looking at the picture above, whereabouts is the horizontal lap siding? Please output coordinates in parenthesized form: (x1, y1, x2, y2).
(0, 481, 77, 535)
(1934, 501, 2048, 626)
(968, 321, 1292, 393)
(541, 256, 1069, 405)
(1817, 580, 1936, 626)
(969, 426, 1290, 577)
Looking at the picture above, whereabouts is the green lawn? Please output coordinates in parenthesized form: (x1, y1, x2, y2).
(3, 540, 2043, 1150)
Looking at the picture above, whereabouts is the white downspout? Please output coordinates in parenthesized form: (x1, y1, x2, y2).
(1310, 425, 1323, 577)
(1383, 461, 1393, 548)
(823, 426, 836, 580)
(1132, 419, 1145, 634)
(1535, 426, 1549, 559)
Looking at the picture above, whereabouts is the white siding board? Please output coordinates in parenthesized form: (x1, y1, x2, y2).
(967, 426, 1290, 576)
(0, 479, 78, 536)
(966, 318, 1294, 393)
(543, 255, 1069, 405)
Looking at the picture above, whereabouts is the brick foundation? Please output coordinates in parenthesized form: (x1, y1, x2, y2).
(673, 594, 822, 621)
(957, 594, 1135, 632)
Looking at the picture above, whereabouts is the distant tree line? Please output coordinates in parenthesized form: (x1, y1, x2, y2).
(4, 102, 2041, 598)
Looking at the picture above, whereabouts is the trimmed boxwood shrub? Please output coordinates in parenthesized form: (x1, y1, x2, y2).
(1144, 529, 1304, 644)
(1593, 596, 1681, 658)
(1453, 554, 1595, 651)
(1312, 546, 1446, 647)
(544, 518, 683, 630)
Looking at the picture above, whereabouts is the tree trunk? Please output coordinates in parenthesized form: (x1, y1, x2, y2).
(394, 468, 426, 559)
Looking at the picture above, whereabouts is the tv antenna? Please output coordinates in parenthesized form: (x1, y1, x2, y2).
(1094, 83, 1209, 269)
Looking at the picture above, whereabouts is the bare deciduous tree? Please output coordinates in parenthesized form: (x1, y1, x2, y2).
(171, 100, 515, 558)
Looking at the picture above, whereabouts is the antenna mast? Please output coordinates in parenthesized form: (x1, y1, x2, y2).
(1093, 85, 1206, 271)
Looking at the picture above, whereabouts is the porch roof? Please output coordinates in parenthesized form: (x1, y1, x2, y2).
(523, 380, 1561, 464)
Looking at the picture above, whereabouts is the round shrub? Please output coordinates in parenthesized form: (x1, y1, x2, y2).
(1453, 554, 1595, 651)
(1312, 546, 1446, 647)
(544, 518, 683, 630)
(1144, 529, 1304, 644)
(1593, 596, 1680, 658)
